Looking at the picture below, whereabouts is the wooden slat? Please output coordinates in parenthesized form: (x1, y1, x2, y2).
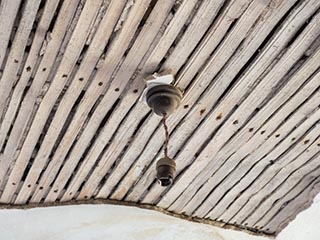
(118, 0, 298, 203)
(154, 1, 320, 209)
(0, 0, 81, 190)
(94, 0, 236, 200)
(243, 140, 320, 227)
(161, 0, 227, 77)
(63, 0, 208, 201)
(57, 0, 177, 201)
(127, 0, 296, 203)
(221, 108, 320, 223)
(175, 49, 320, 216)
(0, 0, 42, 139)
(131, 0, 302, 204)
(109, 0, 258, 201)
(174, 0, 252, 89)
(0, 0, 21, 68)
(263, 177, 320, 234)
(248, 166, 320, 234)
(90, 0, 228, 200)
(0, 1, 60, 150)
(209, 103, 315, 221)
(0, 0, 319, 235)
(29, 0, 154, 203)
(0, 0, 103, 203)
(14, 0, 127, 204)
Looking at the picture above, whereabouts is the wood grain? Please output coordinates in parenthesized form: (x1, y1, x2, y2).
(0, 0, 319, 236)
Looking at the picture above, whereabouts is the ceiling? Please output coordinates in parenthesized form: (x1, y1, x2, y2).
(0, 0, 319, 237)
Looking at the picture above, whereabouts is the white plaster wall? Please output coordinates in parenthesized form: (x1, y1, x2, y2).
(0, 204, 266, 240)
(0, 194, 319, 240)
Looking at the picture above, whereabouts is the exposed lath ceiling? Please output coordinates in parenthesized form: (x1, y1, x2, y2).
(0, 0, 320, 236)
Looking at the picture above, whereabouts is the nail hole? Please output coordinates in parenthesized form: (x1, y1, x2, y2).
(14, 59, 19, 63)
(200, 109, 206, 116)
(26, 66, 31, 72)
(275, 134, 280, 138)
(84, 196, 88, 199)
(216, 113, 222, 120)
(133, 89, 138, 93)
(54, 189, 58, 193)
(304, 139, 310, 144)
(79, 77, 84, 81)
(42, 68, 46, 71)
(39, 186, 43, 190)
(12, 183, 16, 185)
(291, 137, 296, 141)
(233, 120, 238, 125)
(249, 128, 254, 132)
(115, 88, 119, 92)
(27, 184, 31, 188)
(260, 130, 265, 135)
(269, 160, 275, 165)
(184, 105, 189, 109)
(62, 74, 68, 78)
(317, 143, 320, 146)
(98, 82, 103, 86)
(69, 192, 73, 195)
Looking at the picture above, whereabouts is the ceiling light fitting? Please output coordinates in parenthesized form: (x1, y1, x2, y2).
(143, 74, 182, 187)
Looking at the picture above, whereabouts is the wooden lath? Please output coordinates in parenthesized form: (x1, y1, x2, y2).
(0, 0, 319, 236)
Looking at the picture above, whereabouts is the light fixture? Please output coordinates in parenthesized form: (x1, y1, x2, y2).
(145, 80, 182, 186)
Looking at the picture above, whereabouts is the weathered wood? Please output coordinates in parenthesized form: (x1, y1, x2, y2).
(155, 1, 320, 209)
(61, 0, 177, 201)
(0, 0, 103, 203)
(222, 108, 320, 223)
(28, 0, 154, 203)
(263, 177, 320, 234)
(0, 0, 319, 235)
(0, 1, 60, 150)
(0, 0, 22, 68)
(177, 49, 320, 216)
(93, 0, 227, 200)
(14, 0, 127, 204)
(110, 0, 259, 201)
(0, 0, 42, 141)
(205, 82, 320, 220)
(66, 0, 206, 201)
(131, 0, 296, 204)
(243, 141, 320, 227)
(161, 0, 226, 76)
(0, 0, 82, 191)
(136, 0, 303, 204)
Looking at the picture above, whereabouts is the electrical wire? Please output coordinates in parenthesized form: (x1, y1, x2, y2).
(162, 113, 169, 158)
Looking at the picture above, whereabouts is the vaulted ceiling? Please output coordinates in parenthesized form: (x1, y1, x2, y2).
(0, 0, 320, 237)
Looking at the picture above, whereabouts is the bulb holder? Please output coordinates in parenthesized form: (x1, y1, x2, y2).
(146, 84, 182, 116)
(156, 156, 176, 187)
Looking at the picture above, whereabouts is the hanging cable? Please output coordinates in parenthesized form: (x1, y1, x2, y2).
(162, 113, 169, 158)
